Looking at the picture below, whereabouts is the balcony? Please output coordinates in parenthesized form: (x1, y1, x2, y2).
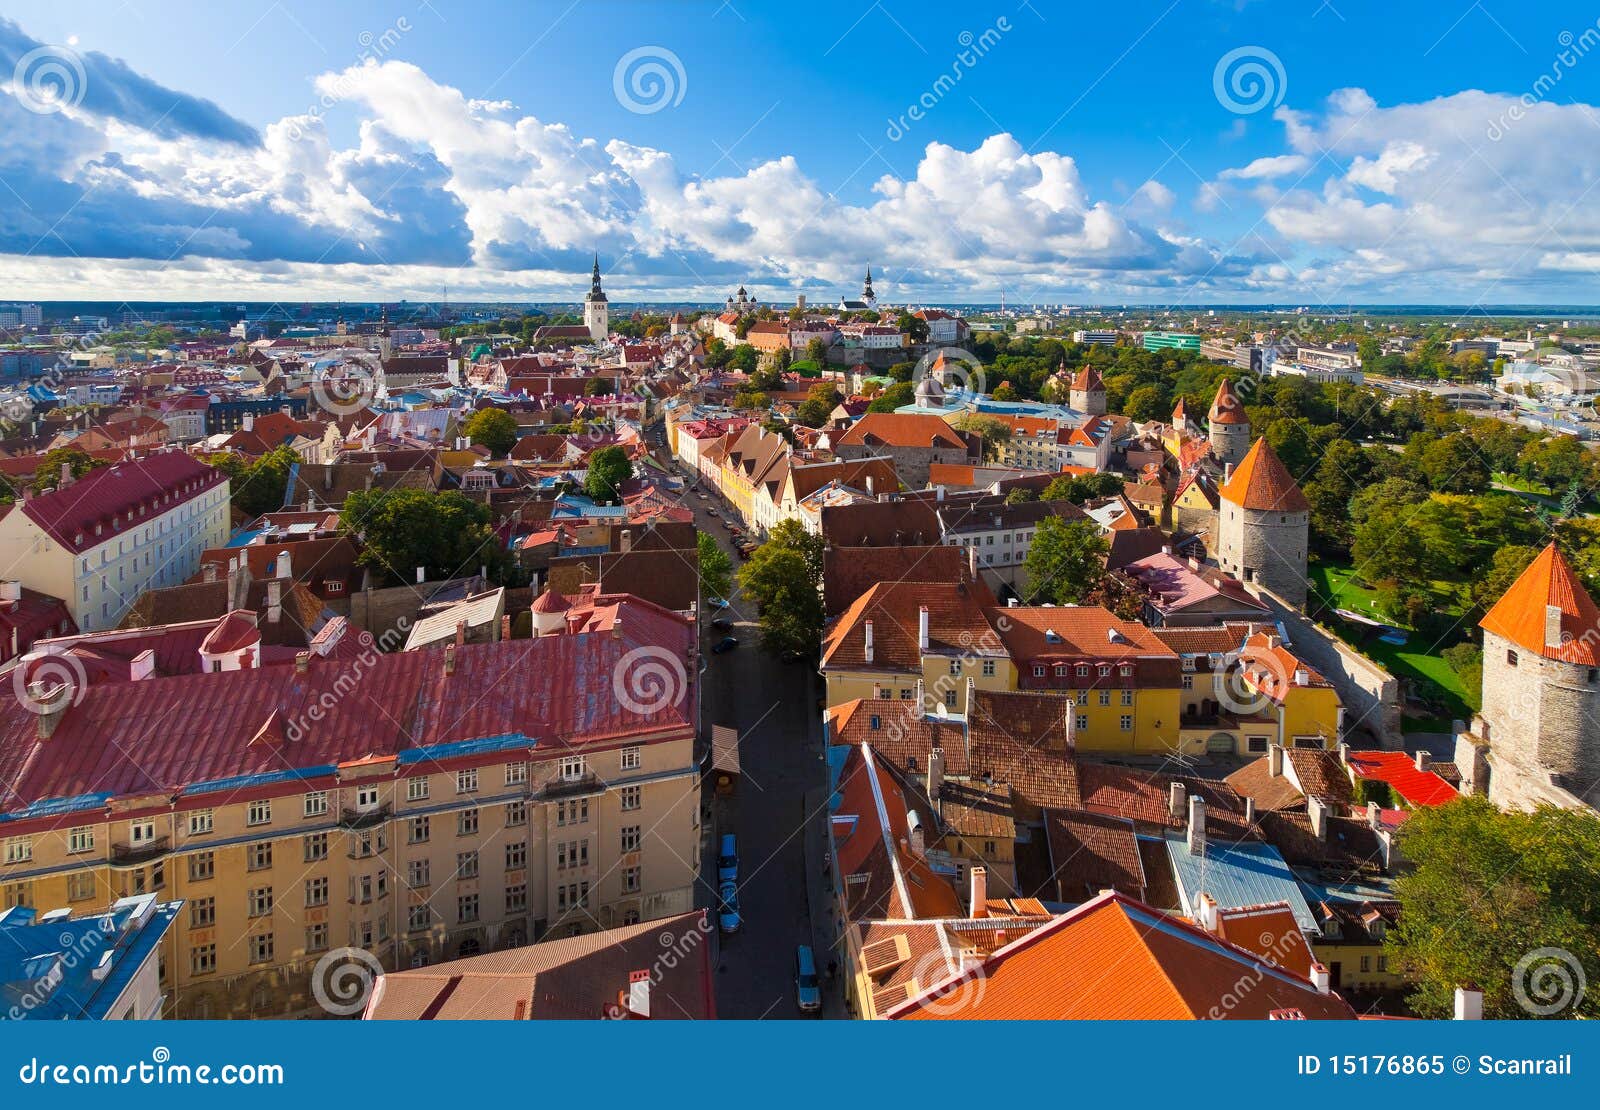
(110, 836, 170, 868)
(339, 804, 391, 830)
(537, 771, 601, 799)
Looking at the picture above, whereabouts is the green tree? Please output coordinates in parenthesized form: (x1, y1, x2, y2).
(1123, 384, 1169, 423)
(341, 488, 505, 586)
(1005, 487, 1038, 505)
(867, 382, 915, 412)
(1388, 798, 1600, 1019)
(952, 414, 1012, 461)
(584, 445, 633, 504)
(33, 446, 113, 492)
(202, 445, 297, 519)
(583, 376, 614, 396)
(796, 382, 842, 428)
(1022, 517, 1109, 604)
(697, 530, 732, 603)
(737, 520, 826, 657)
(462, 408, 518, 458)
(1043, 471, 1123, 504)
(805, 336, 829, 365)
(1420, 433, 1490, 494)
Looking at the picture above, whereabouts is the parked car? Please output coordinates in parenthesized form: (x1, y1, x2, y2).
(795, 945, 822, 1014)
(707, 596, 730, 609)
(711, 636, 739, 654)
(706, 506, 718, 516)
(717, 834, 738, 883)
(711, 616, 733, 631)
(718, 881, 741, 934)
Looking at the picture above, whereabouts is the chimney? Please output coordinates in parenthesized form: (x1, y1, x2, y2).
(1545, 603, 1564, 650)
(913, 677, 925, 712)
(1293, 668, 1309, 686)
(416, 566, 426, 585)
(294, 651, 310, 675)
(918, 606, 930, 653)
(1308, 795, 1328, 840)
(277, 549, 292, 581)
(620, 528, 633, 553)
(969, 866, 988, 917)
(202, 562, 219, 584)
(1309, 963, 1331, 995)
(1367, 800, 1381, 829)
(1197, 893, 1219, 932)
(927, 746, 945, 801)
(628, 969, 651, 1019)
(1414, 749, 1432, 772)
(444, 643, 457, 676)
(500, 615, 511, 641)
(1186, 795, 1206, 855)
(29, 678, 73, 741)
(863, 620, 874, 664)
(865, 476, 875, 495)
(59, 461, 72, 488)
(243, 413, 254, 432)
(935, 484, 945, 502)
(266, 578, 282, 624)
(1267, 743, 1284, 778)
(1453, 987, 1483, 1020)
(130, 649, 155, 682)
(1244, 796, 1256, 825)
(455, 620, 467, 648)
(1338, 741, 1351, 767)
(1169, 781, 1187, 819)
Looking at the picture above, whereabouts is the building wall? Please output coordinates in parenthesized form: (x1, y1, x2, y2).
(0, 737, 699, 1018)
(1215, 503, 1308, 608)
(1210, 423, 1250, 467)
(825, 668, 923, 710)
(1480, 629, 1600, 808)
(1279, 685, 1343, 748)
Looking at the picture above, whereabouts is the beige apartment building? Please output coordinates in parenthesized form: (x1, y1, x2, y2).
(0, 592, 701, 1018)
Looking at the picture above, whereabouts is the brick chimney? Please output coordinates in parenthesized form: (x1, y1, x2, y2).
(863, 620, 874, 664)
(927, 746, 945, 802)
(969, 866, 987, 917)
(1414, 749, 1431, 772)
(443, 643, 457, 676)
(1267, 743, 1284, 778)
(1186, 795, 1206, 856)
(1308, 795, 1328, 840)
(1169, 781, 1187, 819)
(455, 620, 467, 648)
(918, 606, 930, 653)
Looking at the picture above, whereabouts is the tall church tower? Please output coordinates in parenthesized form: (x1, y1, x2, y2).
(584, 254, 609, 342)
(862, 266, 877, 309)
(1207, 377, 1250, 467)
(1069, 364, 1106, 416)
(1215, 437, 1309, 606)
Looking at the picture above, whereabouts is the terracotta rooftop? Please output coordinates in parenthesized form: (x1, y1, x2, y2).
(1479, 542, 1600, 665)
(1208, 378, 1250, 425)
(835, 412, 968, 451)
(822, 544, 965, 618)
(1217, 438, 1310, 513)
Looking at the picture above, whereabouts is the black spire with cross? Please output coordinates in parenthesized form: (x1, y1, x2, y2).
(587, 253, 608, 303)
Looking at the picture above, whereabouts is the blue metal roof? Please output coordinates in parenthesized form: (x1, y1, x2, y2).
(0, 792, 112, 824)
(0, 895, 181, 1020)
(183, 766, 335, 796)
(396, 732, 533, 765)
(1162, 833, 1320, 936)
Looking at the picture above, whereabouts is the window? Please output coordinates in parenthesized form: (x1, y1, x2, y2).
(1377, 954, 1388, 973)
(560, 756, 587, 781)
(557, 840, 589, 870)
(303, 791, 329, 817)
(408, 906, 432, 933)
(982, 660, 996, 676)
(456, 769, 478, 794)
(407, 859, 430, 888)
(190, 897, 216, 928)
(188, 852, 215, 882)
(191, 945, 217, 975)
(1076, 713, 1089, 731)
(505, 801, 526, 827)
(68, 827, 94, 854)
(1054, 665, 1068, 678)
(1032, 665, 1045, 677)
(187, 811, 213, 836)
(899, 688, 913, 700)
(249, 933, 274, 965)
(1506, 649, 1518, 666)
(1360, 955, 1371, 973)
(1247, 736, 1270, 754)
(1098, 690, 1111, 706)
(1075, 690, 1089, 706)
(557, 798, 589, 826)
(306, 923, 329, 953)
(620, 747, 642, 771)
(505, 761, 528, 785)
(949, 660, 961, 676)
(458, 894, 480, 924)
(304, 832, 328, 862)
(129, 821, 155, 846)
(407, 778, 430, 802)
(305, 877, 329, 908)
(457, 809, 479, 836)
(247, 800, 272, 827)
(621, 825, 642, 853)
(408, 816, 430, 844)
(623, 866, 641, 893)
(67, 872, 96, 902)
(1182, 675, 1193, 690)
(944, 689, 957, 709)
(1119, 665, 1133, 677)
(2, 881, 31, 909)
(356, 786, 380, 811)
(620, 786, 641, 811)
(248, 887, 273, 918)
(1121, 690, 1134, 706)
(505, 885, 527, 913)
(1119, 715, 1133, 731)
(457, 851, 479, 879)
(247, 842, 272, 871)
(1076, 664, 1090, 677)
(506, 842, 527, 869)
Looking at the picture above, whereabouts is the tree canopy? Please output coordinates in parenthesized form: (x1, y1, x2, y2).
(341, 488, 506, 587)
(584, 445, 632, 505)
(1022, 517, 1109, 605)
(462, 408, 518, 458)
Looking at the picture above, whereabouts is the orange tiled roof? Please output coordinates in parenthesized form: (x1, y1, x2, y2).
(1217, 437, 1309, 512)
(836, 413, 968, 451)
(1480, 542, 1600, 664)
(1208, 377, 1249, 425)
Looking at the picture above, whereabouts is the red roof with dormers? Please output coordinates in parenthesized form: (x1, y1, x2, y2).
(20, 451, 226, 554)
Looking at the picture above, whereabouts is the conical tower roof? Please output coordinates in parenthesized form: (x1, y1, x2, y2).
(1217, 437, 1309, 512)
(1481, 542, 1600, 664)
(1208, 378, 1249, 425)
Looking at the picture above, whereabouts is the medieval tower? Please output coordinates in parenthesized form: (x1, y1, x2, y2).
(1069, 364, 1107, 416)
(584, 253, 609, 342)
(1207, 377, 1251, 468)
(1215, 437, 1309, 607)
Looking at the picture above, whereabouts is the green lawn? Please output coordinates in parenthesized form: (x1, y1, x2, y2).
(1308, 560, 1389, 622)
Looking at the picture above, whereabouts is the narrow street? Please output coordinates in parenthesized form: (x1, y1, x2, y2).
(657, 428, 841, 1019)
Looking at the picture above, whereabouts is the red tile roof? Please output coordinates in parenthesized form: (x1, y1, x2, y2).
(20, 451, 226, 554)
(1343, 751, 1459, 807)
(1208, 378, 1249, 425)
(1479, 542, 1600, 664)
(835, 413, 968, 451)
(1217, 438, 1309, 513)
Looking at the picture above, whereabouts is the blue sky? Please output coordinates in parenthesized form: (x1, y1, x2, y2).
(2, 0, 1599, 304)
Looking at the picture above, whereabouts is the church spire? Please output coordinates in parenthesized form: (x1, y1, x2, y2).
(586, 253, 607, 303)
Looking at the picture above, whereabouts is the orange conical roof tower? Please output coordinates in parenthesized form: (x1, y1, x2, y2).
(1481, 542, 1600, 664)
(1217, 438, 1309, 512)
(1208, 378, 1249, 425)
